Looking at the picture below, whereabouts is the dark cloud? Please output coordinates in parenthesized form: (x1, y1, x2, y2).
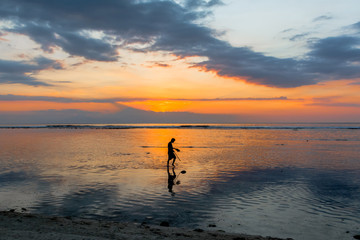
(0, 108, 240, 124)
(289, 33, 311, 41)
(0, 94, 293, 103)
(174, 96, 293, 101)
(0, 94, 144, 103)
(313, 15, 333, 22)
(309, 102, 360, 107)
(154, 63, 171, 68)
(184, 0, 224, 8)
(308, 36, 360, 61)
(9, 21, 118, 61)
(0, 94, 77, 102)
(281, 28, 294, 34)
(352, 21, 360, 31)
(0, 57, 63, 86)
(305, 36, 360, 80)
(194, 45, 317, 87)
(0, 0, 359, 88)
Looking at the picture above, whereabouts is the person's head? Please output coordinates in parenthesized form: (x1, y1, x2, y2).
(171, 138, 175, 143)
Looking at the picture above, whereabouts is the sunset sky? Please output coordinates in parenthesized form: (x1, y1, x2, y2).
(0, 0, 360, 123)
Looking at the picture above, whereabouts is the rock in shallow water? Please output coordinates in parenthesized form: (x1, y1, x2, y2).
(160, 221, 169, 227)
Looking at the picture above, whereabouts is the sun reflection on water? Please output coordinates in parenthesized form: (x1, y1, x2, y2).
(0, 127, 360, 240)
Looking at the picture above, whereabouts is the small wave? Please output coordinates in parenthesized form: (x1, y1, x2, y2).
(314, 139, 349, 141)
(141, 145, 211, 149)
(141, 146, 165, 148)
(0, 124, 359, 130)
(179, 125, 210, 128)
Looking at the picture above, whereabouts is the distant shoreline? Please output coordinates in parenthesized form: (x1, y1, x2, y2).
(0, 123, 359, 130)
(0, 210, 291, 240)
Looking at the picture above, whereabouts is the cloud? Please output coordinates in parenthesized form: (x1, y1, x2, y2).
(289, 33, 311, 42)
(184, 0, 224, 8)
(308, 36, 360, 61)
(193, 45, 317, 87)
(0, 108, 241, 124)
(9, 22, 119, 61)
(0, 94, 294, 103)
(307, 96, 360, 107)
(0, 0, 359, 88)
(150, 62, 171, 68)
(0, 57, 63, 86)
(313, 15, 333, 22)
(348, 81, 360, 85)
(305, 36, 360, 80)
(169, 96, 293, 101)
(0, 94, 153, 103)
(308, 102, 360, 107)
(352, 21, 360, 32)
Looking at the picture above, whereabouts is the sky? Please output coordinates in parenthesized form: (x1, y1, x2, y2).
(0, 0, 360, 123)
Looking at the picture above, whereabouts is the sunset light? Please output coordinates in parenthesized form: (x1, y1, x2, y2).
(0, 2, 360, 240)
(0, 0, 359, 123)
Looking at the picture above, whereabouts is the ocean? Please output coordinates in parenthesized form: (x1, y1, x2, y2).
(0, 123, 359, 239)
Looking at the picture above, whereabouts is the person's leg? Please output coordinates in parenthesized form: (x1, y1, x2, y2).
(168, 155, 173, 166)
(172, 155, 176, 166)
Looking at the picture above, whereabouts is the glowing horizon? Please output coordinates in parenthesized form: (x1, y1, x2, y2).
(0, 0, 360, 123)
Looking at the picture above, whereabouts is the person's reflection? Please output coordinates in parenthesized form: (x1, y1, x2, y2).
(167, 165, 178, 196)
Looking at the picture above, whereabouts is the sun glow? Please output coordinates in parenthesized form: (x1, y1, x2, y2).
(121, 100, 192, 112)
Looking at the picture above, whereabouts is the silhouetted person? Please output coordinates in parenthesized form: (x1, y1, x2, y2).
(167, 138, 179, 166)
(167, 165, 177, 195)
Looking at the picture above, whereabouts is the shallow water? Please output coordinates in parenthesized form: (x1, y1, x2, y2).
(0, 124, 359, 240)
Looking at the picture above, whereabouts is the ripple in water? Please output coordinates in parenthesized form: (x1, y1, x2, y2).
(0, 127, 360, 240)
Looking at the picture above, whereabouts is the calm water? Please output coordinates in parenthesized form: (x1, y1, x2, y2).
(0, 124, 360, 240)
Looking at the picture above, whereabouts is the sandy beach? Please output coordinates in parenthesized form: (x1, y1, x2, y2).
(0, 210, 292, 240)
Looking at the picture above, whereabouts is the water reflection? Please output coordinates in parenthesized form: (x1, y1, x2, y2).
(167, 166, 186, 195)
(0, 128, 360, 240)
(167, 166, 176, 195)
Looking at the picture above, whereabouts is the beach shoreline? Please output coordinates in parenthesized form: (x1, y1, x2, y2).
(0, 210, 292, 240)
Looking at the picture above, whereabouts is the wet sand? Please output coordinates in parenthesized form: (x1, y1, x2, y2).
(0, 210, 291, 240)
